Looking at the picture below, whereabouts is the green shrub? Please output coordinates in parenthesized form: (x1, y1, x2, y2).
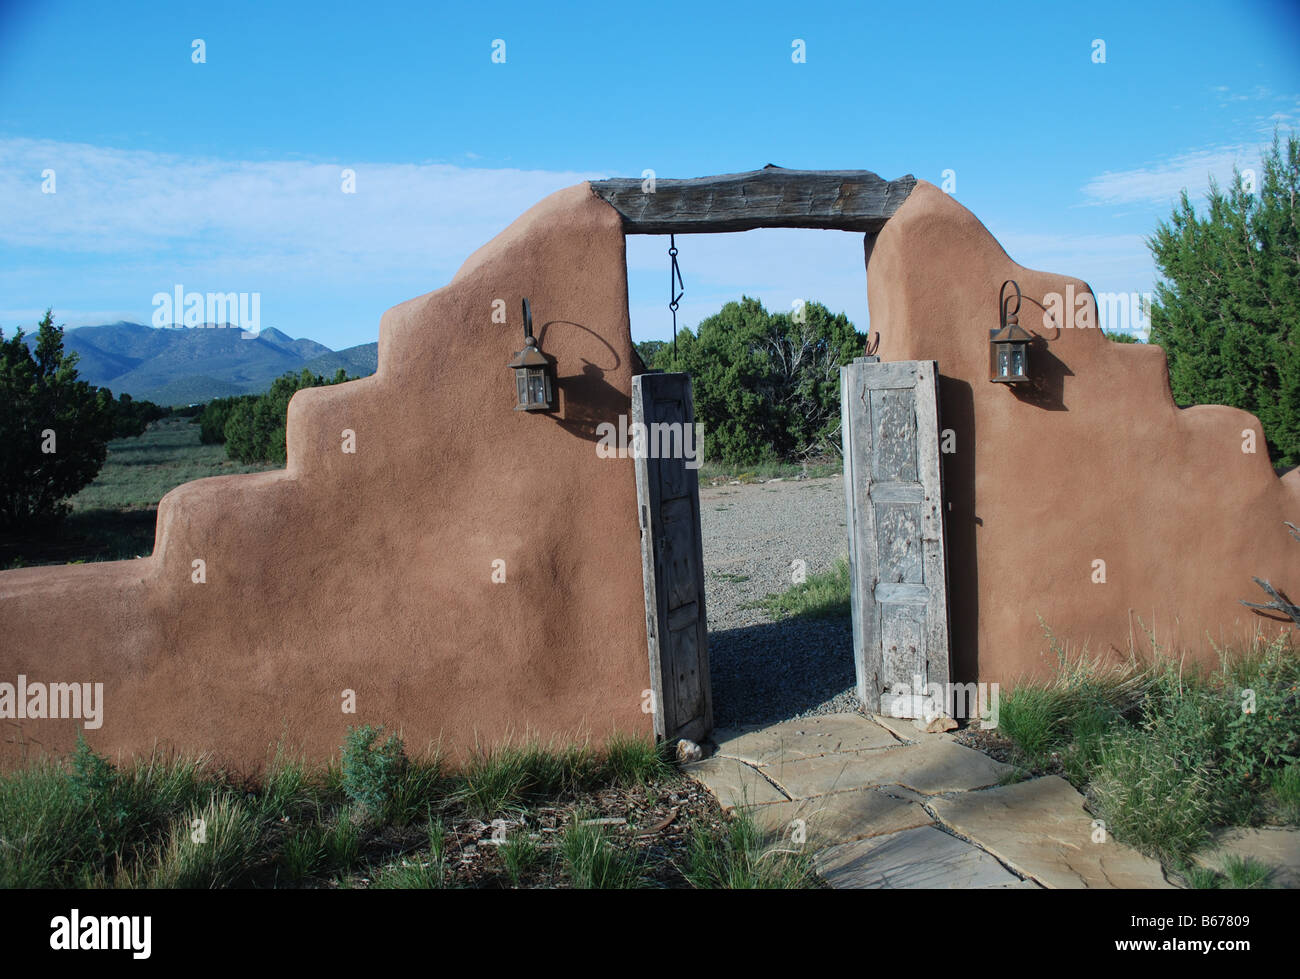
(1089, 727, 1217, 862)
(340, 725, 409, 820)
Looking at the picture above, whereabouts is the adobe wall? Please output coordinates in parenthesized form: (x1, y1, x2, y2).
(867, 181, 1300, 682)
(2, 174, 1296, 771)
(0, 184, 654, 771)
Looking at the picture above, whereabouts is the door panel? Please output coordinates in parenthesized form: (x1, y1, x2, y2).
(841, 358, 951, 719)
(633, 373, 712, 743)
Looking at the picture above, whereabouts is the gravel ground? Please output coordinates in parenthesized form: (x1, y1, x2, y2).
(698, 475, 865, 727)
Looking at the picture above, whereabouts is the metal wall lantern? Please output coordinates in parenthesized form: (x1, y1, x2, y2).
(989, 279, 1032, 384)
(507, 298, 556, 411)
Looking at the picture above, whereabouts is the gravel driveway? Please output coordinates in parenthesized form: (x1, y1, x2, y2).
(698, 475, 863, 727)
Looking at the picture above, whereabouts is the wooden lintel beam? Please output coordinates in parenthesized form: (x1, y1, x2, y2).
(589, 166, 917, 234)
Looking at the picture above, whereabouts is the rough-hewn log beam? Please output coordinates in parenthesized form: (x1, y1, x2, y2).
(590, 166, 917, 234)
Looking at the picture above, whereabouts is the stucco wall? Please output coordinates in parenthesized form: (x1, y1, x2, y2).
(868, 181, 1300, 682)
(0, 184, 654, 770)
(2, 175, 1296, 771)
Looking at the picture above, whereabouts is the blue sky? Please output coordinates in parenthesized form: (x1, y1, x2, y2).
(1, 0, 1297, 350)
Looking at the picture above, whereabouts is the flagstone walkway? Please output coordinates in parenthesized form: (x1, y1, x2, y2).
(682, 712, 1177, 888)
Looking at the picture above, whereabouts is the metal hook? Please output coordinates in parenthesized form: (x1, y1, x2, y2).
(522, 297, 534, 341)
(999, 279, 1022, 326)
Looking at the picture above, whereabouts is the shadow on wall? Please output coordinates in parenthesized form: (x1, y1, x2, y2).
(539, 319, 630, 443)
(938, 376, 978, 683)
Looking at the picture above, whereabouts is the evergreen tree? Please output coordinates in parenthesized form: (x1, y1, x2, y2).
(651, 297, 865, 466)
(0, 309, 116, 528)
(1148, 131, 1300, 466)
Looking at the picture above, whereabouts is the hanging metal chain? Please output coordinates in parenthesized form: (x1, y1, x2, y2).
(668, 233, 684, 360)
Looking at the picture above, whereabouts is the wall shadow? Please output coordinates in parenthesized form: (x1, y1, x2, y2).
(536, 320, 629, 443)
(707, 616, 855, 728)
(1009, 337, 1072, 411)
(939, 375, 979, 683)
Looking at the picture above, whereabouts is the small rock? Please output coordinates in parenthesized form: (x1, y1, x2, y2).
(676, 739, 704, 763)
(915, 714, 958, 734)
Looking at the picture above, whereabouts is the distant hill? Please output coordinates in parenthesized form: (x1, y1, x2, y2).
(19, 322, 376, 406)
(302, 342, 379, 379)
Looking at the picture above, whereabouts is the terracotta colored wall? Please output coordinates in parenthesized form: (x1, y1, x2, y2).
(3, 176, 1296, 770)
(0, 184, 654, 770)
(867, 181, 1300, 683)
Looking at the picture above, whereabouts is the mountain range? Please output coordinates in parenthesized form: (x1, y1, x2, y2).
(21, 322, 378, 406)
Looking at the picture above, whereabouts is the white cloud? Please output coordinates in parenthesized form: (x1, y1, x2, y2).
(0, 137, 601, 282)
(1079, 146, 1260, 207)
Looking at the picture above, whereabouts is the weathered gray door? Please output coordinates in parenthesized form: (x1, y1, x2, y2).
(841, 358, 950, 719)
(632, 372, 712, 743)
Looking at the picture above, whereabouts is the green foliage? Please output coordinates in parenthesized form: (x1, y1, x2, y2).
(0, 309, 117, 528)
(561, 818, 643, 888)
(683, 809, 817, 889)
(222, 367, 351, 464)
(370, 819, 450, 890)
(1147, 131, 1300, 466)
(756, 556, 851, 621)
(454, 739, 597, 820)
(998, 633, 1300, 863)
(599, 733, 675, 787)
(196, 394, 255, 445)
(499, 828, 542, 886)
(340, 725, 409, 820)
(1269, 763, 1300, 823)
(108, 393, 168, 439)
(650, 297, 865, 466)
(145, 795, 263, 888)
(1089, 723, 1218, 861)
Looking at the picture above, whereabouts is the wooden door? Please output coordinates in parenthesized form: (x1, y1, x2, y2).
(841, 358, 951, 718)
(632, 372, 712, 743)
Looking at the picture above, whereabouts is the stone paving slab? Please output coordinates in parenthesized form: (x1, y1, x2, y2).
(766, 738, 1013, 799)
(713, 713, 900, 766)
(815, 825, 1025, 888)
(681, 756, 787, 809)
(870, 713, 962, 744)
(930, 776, 1174, 889)
(1192, 828, 1300, 888)
(742, 788, 933, 846)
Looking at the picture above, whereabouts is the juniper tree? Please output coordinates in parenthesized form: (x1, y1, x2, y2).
(1148, 131, 1300, 467)
(0, 309, 116, 528)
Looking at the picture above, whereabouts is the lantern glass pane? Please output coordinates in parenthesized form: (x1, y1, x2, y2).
(527, 370, 547, 405)
(1010, 345, 1025, 377)
(997, 346, 1010, 377)
(516, 372, 527, 405)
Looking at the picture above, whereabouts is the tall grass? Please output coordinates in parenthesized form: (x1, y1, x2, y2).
(683, 808, 818, 889)
(561, 818, 643, 889)
(995, 630, 1298, 863)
